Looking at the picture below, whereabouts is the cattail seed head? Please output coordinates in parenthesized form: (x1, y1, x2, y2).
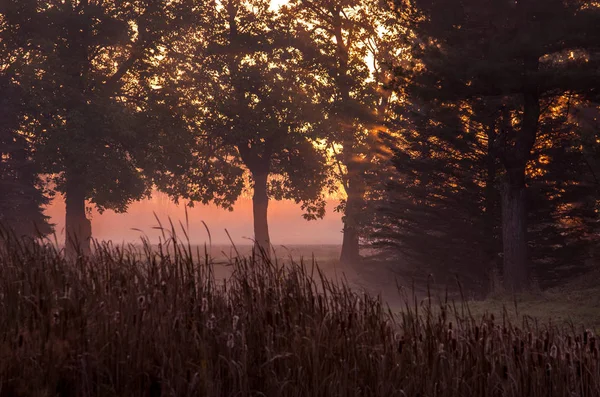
(207, 314, 216, 330)
(201, 297, 208, 313)
(398, 335, 405, 354)
(550, 344, 558, 359)
(227, 333, 234, 349)
(232, 315, 239, 330)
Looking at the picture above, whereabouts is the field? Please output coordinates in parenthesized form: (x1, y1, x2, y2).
(1, 232, 600, 396)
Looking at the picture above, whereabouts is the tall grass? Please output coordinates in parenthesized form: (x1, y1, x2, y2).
(0, 226, 599, 397)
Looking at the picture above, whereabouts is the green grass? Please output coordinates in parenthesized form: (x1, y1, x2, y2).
(1, 227, 600, 396)
(465, 272, 600, 333)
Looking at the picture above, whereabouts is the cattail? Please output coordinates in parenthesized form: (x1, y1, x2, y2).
(201, 297, 208, 313)
(520, 340, 525, 354)
(502, 364, 508, 380)
(584, 330, 589, 346)
(546, 363, 552, 376)
(232, 315, 239, 330)
(448, 321, 453, 330)
(398, 335, 405, 354)
(590, 336, 596, 352)
(227, 333, 235, 349)
(438, 343, 445, 354)
(475, 326, 480, 340)
(207, 314, 215, 330)
(550, 344, 558, 359)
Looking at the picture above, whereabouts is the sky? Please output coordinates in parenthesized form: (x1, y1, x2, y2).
(45, 193, 344, 246)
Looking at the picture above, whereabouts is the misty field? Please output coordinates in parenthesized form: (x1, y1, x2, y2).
(1, 231, 600, 397)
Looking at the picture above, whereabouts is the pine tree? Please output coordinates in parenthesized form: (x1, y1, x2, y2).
(391, 0, 600, 291)
(0, 68, 52, 238)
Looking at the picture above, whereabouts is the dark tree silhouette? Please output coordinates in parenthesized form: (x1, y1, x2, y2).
(392, 0, 600, 291)
(164, 0, 333, 255)
(0, 0, 203, 258)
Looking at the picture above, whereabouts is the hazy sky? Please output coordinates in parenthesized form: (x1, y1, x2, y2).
(45, 193, 343, 245)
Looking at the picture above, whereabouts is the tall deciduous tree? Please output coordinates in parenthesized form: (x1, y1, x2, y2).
(1, 0, 202, 258)
(166, 0, 332, 255)
(394, 0, 600, 291)
(282, 0, 404, 263)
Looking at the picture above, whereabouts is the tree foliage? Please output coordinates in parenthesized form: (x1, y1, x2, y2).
(383, 0, 600, 291)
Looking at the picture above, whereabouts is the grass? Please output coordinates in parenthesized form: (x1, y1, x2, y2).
(466, 273, 600, 333)
(1, 227, 600, 396)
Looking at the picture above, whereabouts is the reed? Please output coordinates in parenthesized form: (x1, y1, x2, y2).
(0, 225, 598, 397)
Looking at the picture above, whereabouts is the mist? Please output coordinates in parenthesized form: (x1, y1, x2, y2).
(44, 192, 343, 246)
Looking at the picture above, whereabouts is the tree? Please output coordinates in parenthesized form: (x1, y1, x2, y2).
(0, 0, 202, 258)
(393, 0, 600, 291)
(371, 93, 600, 295)
(0, 72, 52, 238)
(164, 0, 332, 255)
(282, 0, 404, 263)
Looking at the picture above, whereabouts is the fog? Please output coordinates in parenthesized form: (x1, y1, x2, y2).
(45, 192, 344, 246)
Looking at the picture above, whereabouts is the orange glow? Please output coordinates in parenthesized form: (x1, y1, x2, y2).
(44, 192, 343, 245)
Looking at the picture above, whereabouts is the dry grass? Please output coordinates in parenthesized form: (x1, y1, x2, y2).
(1, 227, 600, 396)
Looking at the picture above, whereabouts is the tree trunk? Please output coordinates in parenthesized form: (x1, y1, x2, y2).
(501, 177, 528, 292)
(65, 177, 91, 260)
(252, 171, 271, 259)
(340, 180, 363, 264)
(483, 121, 501, 293)
(340, 205, 360, 263)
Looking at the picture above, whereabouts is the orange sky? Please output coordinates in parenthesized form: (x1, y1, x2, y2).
(45, 192, 344, 245)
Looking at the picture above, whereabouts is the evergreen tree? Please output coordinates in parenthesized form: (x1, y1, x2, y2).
(391, 0, 600, 291)
(0, 75, 52, 238)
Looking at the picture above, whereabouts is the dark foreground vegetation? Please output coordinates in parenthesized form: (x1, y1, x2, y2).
(1, 230, 600, 397)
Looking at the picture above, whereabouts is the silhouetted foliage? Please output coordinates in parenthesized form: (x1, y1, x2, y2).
(387, 0, 600, 291)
